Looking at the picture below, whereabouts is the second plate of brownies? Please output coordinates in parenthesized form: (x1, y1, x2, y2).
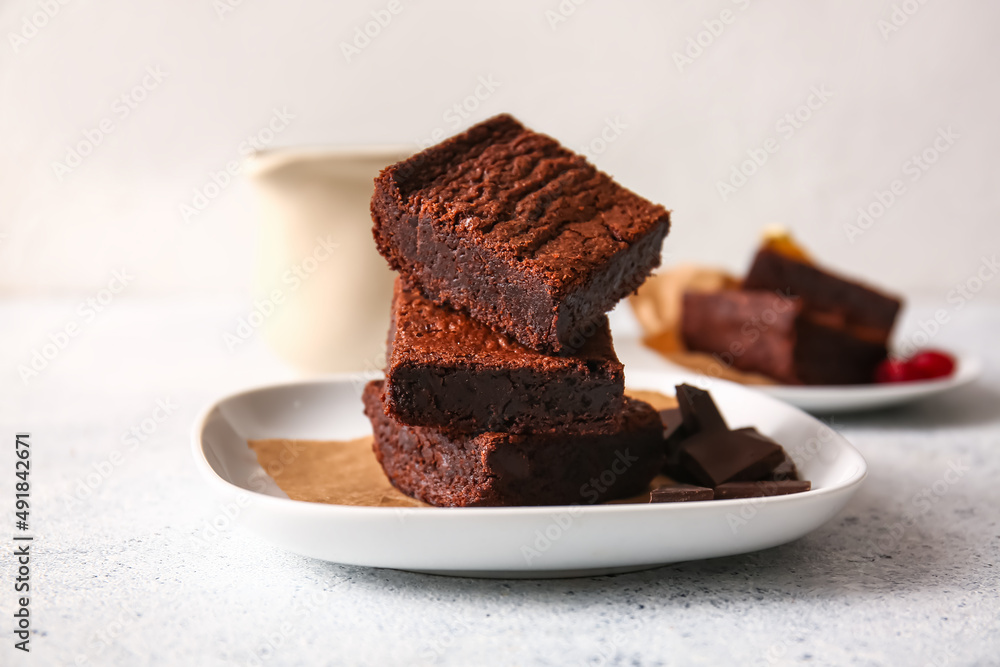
(193, 370, 867, 578)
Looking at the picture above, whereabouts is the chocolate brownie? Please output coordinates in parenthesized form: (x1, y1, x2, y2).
(744, 248, 902, 344)
(363, 380, 665, 507)
(384, 279, 624, 434)
(681, 290, 888, 385)
(371, 114, 671, 354)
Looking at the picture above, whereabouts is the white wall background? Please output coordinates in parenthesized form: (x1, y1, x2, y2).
(2, 0, 999, 300)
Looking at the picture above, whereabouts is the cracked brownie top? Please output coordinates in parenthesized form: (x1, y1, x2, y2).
(380, 114, 671, 292)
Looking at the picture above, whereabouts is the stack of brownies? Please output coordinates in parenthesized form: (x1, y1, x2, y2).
(361, 114, 673, 507)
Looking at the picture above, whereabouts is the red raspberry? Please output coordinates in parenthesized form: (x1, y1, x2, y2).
(875, 359, 918, 383)
(908, 350, 956, 380)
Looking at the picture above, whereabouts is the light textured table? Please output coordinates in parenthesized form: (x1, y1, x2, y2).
(2, 297, 998, 666)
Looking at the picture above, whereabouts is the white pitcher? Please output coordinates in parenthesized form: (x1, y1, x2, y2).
(246, 145, 414, 373)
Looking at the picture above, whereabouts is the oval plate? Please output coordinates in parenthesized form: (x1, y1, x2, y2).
(192, 370, 866, 578)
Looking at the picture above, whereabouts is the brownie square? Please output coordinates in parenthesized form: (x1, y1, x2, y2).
(363, 381, 665, 507)
(371, 114, 671, 355)
(743, 249, 902, 344)
(681, 290, 888, 385)
(384, 279, 624, 434)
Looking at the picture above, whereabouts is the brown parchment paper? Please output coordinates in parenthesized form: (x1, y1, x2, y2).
(248, 390, 682, 508)
(248, 436, 427, 507)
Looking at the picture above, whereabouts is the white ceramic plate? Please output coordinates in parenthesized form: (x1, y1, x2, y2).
(192, 370, 866, 578)
(614, 337, 982, 414)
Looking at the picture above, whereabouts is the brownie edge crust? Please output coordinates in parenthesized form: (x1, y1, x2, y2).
(362, 381, 665, 507)
(371, 113, 671, 355)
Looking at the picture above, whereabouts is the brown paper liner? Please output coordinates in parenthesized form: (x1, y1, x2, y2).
(248, 437, 426, 507)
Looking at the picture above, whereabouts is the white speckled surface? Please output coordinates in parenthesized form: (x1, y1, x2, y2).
(2, 297, 998, 666)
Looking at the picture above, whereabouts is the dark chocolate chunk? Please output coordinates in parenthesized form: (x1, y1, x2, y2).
(658, 407, 685, 440)
(649, 484, 714, 503)
(766, 453, 800, 482)
(678, 428, 785, 488)
(713, 480, 812, 499)
(675, 383, 728, 432)
(660, 384, 809, 494)
(659, 407, 698, 484)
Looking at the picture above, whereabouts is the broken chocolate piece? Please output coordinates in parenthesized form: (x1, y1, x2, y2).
(675, 383, 728, 432)
(713, 480, 812, 499)
(766, 453, 800, 482)
(659, 384, 809, 492)
(658, 407, 685, 440)
(659, 407, 698, 484)
(678, 428, 785, 487)
(649, 484, 714, 503)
